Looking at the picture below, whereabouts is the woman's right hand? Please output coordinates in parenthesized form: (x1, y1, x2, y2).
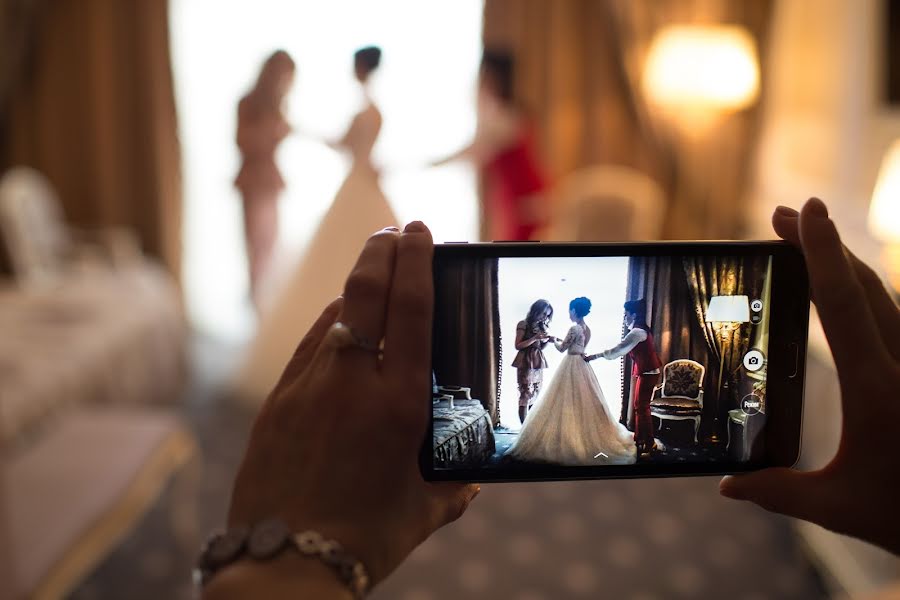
(720, 198, 900, 555)
(215, 223, 480, 598)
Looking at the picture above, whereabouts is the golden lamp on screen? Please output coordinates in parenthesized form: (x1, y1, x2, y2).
(869, 139, 900, 294)
(643, 25, 760, 123)
(705, 294, 750, 443)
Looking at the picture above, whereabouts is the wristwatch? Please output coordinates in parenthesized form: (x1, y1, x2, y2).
(195, 518, 370, 598)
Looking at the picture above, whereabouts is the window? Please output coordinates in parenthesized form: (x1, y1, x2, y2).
(499, 257, 628, 429)
(171, 0, 483, 340)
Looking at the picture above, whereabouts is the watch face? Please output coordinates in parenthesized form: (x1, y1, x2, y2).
(248, 518, 291, 559)
(205, 526, 249, 567)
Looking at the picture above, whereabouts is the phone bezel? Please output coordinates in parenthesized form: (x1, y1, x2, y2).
(421, 240, 808, 482)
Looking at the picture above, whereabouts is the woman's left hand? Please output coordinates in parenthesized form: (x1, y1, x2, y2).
(226, 223, 479, 589)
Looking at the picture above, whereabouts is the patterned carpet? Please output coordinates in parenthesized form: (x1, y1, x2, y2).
(70, 335, 829, 599)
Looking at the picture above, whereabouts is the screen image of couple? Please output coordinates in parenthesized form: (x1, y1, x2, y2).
(431, 254, 772, 470)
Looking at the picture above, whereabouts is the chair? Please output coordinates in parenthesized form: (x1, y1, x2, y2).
(0, 167, 142, 285)
(650, 359, 706, 444)
(0, 167, 70, 283)
(431, 372, 472, 409)
(539, 165, 666, 242)
(727, 379, 766, 459)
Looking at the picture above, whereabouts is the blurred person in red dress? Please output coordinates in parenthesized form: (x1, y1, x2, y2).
(434, 50, 549, 241)
(235, 50, 295, 306)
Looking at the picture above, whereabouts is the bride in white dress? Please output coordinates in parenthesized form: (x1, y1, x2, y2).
(505, 297, 637, 465)
(233, 46, 398, 401)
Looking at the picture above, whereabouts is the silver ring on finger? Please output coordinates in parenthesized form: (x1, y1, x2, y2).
(328, 322, 380, 353)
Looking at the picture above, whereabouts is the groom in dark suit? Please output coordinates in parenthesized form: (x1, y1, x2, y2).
(585, 299, 662, 455)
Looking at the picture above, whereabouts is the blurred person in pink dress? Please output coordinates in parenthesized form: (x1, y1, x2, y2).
(434, 49, 549, 241)
(235, 50, 295, 306)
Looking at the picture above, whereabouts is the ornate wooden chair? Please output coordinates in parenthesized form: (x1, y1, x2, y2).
(650, 359, 705, 444)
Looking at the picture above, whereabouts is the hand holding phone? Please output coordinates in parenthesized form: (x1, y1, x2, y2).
(720, 199, 900, 556)
(425, 236, 808, 481)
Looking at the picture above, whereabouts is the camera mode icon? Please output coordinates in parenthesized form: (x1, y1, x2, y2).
(743, 350, 764, 372)
(750, 299, 763, 312)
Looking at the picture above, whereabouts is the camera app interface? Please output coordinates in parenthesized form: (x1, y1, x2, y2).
(431, 253, 772, 471)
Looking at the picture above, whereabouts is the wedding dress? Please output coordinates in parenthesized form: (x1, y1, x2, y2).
(505, 323, 637, 465)
(233, 101, 398, 401)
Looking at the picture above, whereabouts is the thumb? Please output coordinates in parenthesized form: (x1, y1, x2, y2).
(720, 468, 830, 524)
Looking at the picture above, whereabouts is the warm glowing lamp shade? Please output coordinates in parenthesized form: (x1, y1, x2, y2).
(705, 295, 750, 323)
(869, 139, 900, 293)
(643, 25, 760, 112)
(704, 293, 750, 443)
(869, 139, 900, 243)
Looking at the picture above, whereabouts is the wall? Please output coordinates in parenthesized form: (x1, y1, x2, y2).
(751, 0, 900, 269)
(751, 1, 900, 595)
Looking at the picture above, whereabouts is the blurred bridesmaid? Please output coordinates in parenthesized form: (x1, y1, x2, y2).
(434, 49, 549, 241)
(235, 50, 295, 306)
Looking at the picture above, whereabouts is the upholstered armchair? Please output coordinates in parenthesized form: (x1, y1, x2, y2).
(650, 359, 706, 444)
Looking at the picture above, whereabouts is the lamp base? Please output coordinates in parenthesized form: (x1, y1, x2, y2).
(705, 416, 723, 444)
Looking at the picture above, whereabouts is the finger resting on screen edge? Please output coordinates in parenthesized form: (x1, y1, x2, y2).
(383, 222, 434, 383)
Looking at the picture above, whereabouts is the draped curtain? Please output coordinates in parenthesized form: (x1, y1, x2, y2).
(612, 0, 774, 239)
(623, 254, 767, 435)
(432, 258, 502, 426)
(481, 0, 667, 192)
(683, 255, 767, 431)
(622, 256, 711, 429)
(0, 0, 182, 279)
(482, 0, 774, 240)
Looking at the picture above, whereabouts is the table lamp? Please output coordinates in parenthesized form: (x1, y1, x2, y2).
(705, 294, 750, 442)
(868, 139, 900, 295)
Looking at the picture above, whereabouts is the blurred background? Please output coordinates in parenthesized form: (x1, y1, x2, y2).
(1, 0, 899, 598)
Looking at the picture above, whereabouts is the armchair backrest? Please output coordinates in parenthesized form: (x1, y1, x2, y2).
(0, 168, 70, 285)
(661, 359, 705, 401)
(547, 165, 665, 242)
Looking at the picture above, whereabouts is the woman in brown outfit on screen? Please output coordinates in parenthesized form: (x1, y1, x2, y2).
(512, 299, 557, 423)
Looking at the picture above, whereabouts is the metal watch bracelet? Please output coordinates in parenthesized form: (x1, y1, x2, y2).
(195, 518, 370, 598)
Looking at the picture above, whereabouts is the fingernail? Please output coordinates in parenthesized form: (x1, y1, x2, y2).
(774, 205, 798, 217)
(805, 197, 829, 219)
(382, 226, 400, 232)
(404, 221, 426, 233)
(718, 476, 741, 499)
(470, 485, 481, 500)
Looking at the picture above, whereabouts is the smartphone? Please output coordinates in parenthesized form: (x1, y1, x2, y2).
(421, 241, 808, 482)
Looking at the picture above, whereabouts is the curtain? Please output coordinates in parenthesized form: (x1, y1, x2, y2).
(612, 0, 774, 239)
(0, 1, 46, 123)
(482, 0, 667, 187)
(622, 256, 711, 428)
(483, 0, 774, 240)
(432, 258, 502, 426)
(683, 255, 768, 433)
(0, 0, 182, 279)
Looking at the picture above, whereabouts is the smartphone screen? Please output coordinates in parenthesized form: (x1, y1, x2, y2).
(423, 241, 808, 482)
